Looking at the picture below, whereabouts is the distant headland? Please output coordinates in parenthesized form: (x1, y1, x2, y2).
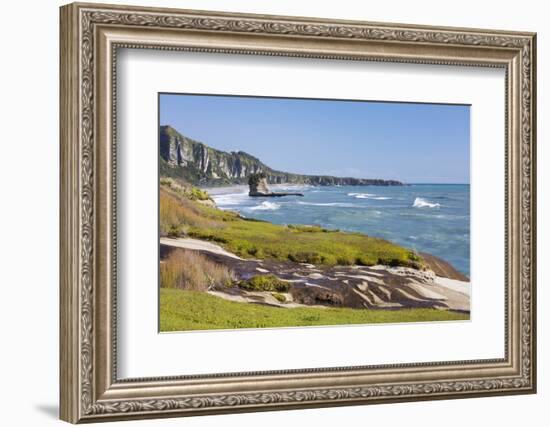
(159, 125, 404, 187)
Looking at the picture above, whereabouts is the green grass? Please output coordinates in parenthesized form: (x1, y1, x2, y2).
(160, 289, 469, 331)
(160, 184, 423, 268)
(188, 187, 210, 201)
(189, 213, 421, 267)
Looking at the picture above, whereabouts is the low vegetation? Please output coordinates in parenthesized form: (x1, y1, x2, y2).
(271, 292, 287, 303)
(287, 224, 339, 233)
(160, 190, 190, 237)
(160, 177, 212, 202)
(160, 289, 469, 331)
(160, 181, 424, 269)
(238, 274, 290, 292)
(160, 249, 235, 291)
(189, 187, 210, 201)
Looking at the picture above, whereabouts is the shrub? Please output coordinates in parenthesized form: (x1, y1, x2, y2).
(408, 251, 422, 262)
(355, 256, 376, 267)
(160, 249, 235, 291)
(271, 292, 287, 303)
(188, 187, 210, 201)
(246, 246, 264, 257)
(288, 251, 323, 264)
(238, 275, 290, 292)
(336, 256, 354, 266)
(160, 177, 174, 188)
(386, 257, 413, 267)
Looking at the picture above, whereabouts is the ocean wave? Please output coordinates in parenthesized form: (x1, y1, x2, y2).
(412, 197, 441, 208)
(297, 201, 357, 208)
(249, 201, 281, 211)
(210, 192, 248, 206)
(348, 192, 391, 200)
(400, 213, 448, 220)
(348, 192, 374, 198)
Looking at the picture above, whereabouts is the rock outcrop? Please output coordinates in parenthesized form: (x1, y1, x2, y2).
(160, 125, 404, 187)
(160, 244, 470, 313)
(420, 252, 469, 281)
(248, 173, 304, 197)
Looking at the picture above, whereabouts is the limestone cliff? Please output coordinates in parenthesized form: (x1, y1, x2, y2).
(248, 173, 304, 197)
(160, 125, 404, 187)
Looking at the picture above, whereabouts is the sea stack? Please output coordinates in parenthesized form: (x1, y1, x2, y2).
(248, 173, 304, 197)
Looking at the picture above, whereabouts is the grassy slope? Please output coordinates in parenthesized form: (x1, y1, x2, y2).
(160, 289, 469, 331)
(160, 185, 423, 268)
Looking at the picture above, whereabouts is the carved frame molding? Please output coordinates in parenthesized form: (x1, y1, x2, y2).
(60, 2, 536, 423)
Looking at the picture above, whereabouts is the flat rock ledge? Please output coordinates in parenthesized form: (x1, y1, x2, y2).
(249, 191, 304, 197)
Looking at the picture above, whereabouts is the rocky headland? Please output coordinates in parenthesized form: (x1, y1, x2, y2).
(160, 125, 404, 187)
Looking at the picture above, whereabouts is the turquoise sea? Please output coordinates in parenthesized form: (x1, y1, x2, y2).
(206, 184, 470, 277)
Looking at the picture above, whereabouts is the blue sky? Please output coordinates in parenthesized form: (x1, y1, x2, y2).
(160, 93, 470, 184)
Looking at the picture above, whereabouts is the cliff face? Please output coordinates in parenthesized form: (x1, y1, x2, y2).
(248, 174, 271, 195)
(248, 173, 304, 197)
(160, 125, 404, 187)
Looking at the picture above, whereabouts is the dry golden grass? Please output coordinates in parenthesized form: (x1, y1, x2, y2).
(160, 187, 224, 236)
(160, 249, 235, 291)
(160, 191, 189, 237)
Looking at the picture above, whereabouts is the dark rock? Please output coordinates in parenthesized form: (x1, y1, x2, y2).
(160, 244, 469, 312)
(420, 253, 469, 281)
(248, 173, 303, 197)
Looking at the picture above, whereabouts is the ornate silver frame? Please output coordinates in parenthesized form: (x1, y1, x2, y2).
(60, 2, 537, 423)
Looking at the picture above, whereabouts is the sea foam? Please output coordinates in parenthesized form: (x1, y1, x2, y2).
(297, 201, 356, 208)
(210, 191, 248, 206)
(249, 201, 281, 211)
(348, 192, 391, 200)
(412, 197, 440, 208)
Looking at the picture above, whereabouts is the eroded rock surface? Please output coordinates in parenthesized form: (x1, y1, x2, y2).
(161, 245, 470, 313)
(248, 174, 303, 197)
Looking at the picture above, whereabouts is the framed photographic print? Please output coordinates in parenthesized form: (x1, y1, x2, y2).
(157, 94, 472, 331)
(60, 2, 537, 423)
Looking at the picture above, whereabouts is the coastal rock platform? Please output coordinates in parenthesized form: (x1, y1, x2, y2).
(161, 239, 470, 313)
